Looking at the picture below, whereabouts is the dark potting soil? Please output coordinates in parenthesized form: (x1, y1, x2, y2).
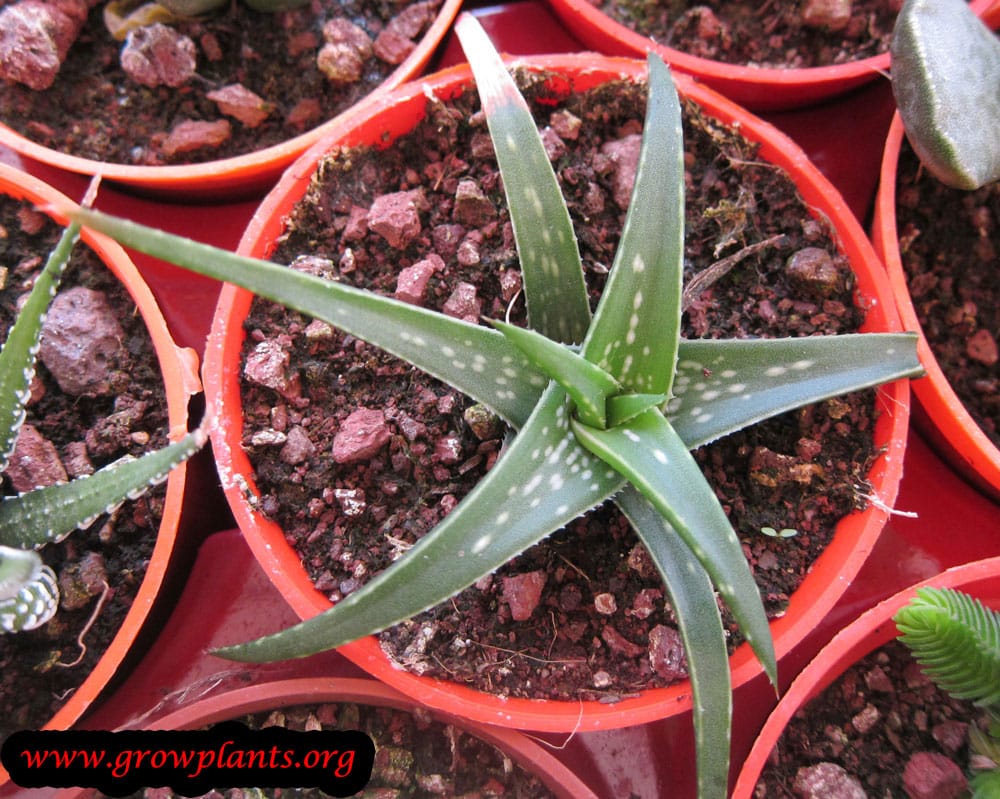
(753, 639, 987, 798)
(0, 198, 169, 739)
(106, 700, 557, 798)
(239, 71, 881, 701)
(894, 142, 1000, 449)
(595, 0, 899, 69)
(0, 0, 441, 165)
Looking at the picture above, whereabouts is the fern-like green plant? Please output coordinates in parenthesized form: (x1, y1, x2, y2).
(894, 587, 1000, 797)
(68, 14, 924, 797)
(0, 214, 204, 635)
(891, 0, 1000, 190)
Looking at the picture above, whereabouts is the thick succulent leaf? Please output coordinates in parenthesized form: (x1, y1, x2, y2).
(891, 0, 1000, 190)
(68, 209, 548, 427)
(489, 319, 619, 428)
(0, 546, 59, 633)
(455, 14, 590, 344)
(616, 488, 731, 799)
(606, 393, 667, 427)
(668, 334, 923, 449)
(971, 767, 1000, 799)
(214, 385, 625, 662)
(571, 408, 777, 687)
(0, 429, 204, 550)
(894, 587, 1000, 706)
(0, 222, 79, 474)
(582, 53, 685, 396)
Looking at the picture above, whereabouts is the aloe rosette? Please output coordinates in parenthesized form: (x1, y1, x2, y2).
(70, 14, 923, 797)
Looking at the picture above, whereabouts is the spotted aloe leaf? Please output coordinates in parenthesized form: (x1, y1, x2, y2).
(59, 211, 548, 430)
(582, 52, 685, 397)
(0, 546, 59, 633)
(453, 14, 590, 344)
(0, 429, 205, 551)
(0, 221, 79, 474)
(668, 333, 922, 449)
(572, 407, 775, 680)
(616, 488, 731, 799)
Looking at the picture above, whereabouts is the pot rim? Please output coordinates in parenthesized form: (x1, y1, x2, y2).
(732, 555, 1000, 798)
(205, 54, 912, 732)
(543, 0, 1000, 112)
(0, 0, 461, 201)
(0, 164, 199, 769)
(54, 676, 600, 799)
(871, 113, 1000, 503)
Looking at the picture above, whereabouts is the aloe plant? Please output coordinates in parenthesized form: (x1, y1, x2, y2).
(0, 216, 204, 634)
(69, 14, 923, 796)
(894, 587, 1000, 797)
(891, 0, 1000, 190)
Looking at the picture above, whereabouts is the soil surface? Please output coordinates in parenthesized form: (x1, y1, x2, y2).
(596, 0, 900, 69)
(0, 0, 442, 165)
(110, 700, 559, 798)
(0, 198, 169, 739)
(753, 639, 987, 798)
(894, 142, 1000, 448)
(239, 71, 881, 701)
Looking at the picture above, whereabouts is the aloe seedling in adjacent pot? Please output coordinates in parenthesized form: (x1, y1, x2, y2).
(894, 587, 1000, 797)
(70, 15, 923, 796)
(0, 210, 204, 635)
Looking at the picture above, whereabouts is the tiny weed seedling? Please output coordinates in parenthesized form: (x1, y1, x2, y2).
(70, 15, 923, 797)
(894, 587, 1000, 798)
(0, 210, 204, 635)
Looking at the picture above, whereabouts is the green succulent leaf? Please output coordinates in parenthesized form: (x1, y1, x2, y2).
(0, 222, 79, 475)
(214, 385, 625, 662)
(606, 393, 668, 427)
(894, 586, 1000, 707)
(971, 767, 1000, 799)
(0, 429, 205, 550)
(669, 334, 923, 449)
(66, 209, 548, 428)
(0, 546, 59, 633)
(582, 53, 685, 397)
(617, 488, 731, 799)
(489, 319, 620, 428)
(455, 14, 590, 344)
(571, 408, 777, 686)
(891, 0, 1000, 190)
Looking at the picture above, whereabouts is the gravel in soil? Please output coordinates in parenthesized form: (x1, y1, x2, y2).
(595, 0, 900, 69)
(0, 0, 442, 165)
(754, 639, 987, 799)
(0, 198, 169, 739)
(239, 71, 881, 702)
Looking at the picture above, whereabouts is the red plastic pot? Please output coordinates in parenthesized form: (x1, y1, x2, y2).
(205, 54, 913, 733)
(543, 0, 999, 112)
(732, 555, 1000, 798)
(871, 113, 1000, 503)
(0, 0, 461, 202)
(0, 164, 200, 783)
(57, 677, 600, 799)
